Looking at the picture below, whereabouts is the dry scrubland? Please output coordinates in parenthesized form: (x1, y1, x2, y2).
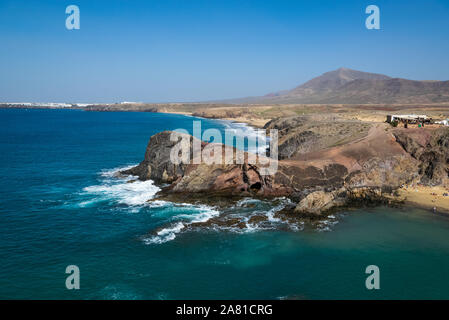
(84, 102, 449, 128)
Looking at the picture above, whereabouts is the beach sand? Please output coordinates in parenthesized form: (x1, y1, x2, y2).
(395, 185, 449, 215)
(220, 116, 268, 128)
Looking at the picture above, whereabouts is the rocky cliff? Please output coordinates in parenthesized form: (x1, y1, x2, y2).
(394, 128, 449, 186)
(122, 131, 291, 197)
(123, 124, 449, 217)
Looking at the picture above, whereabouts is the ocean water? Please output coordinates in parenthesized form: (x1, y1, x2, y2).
(1, 108, 449, 300)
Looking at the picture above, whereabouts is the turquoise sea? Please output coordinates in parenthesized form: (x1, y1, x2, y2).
(1, 108, 449, 300)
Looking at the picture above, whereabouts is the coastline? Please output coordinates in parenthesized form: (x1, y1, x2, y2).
(3, 106, 449, 217)
(209, 116, 268, 128)
(144, 111, 449, 218)
(159, 110, 269, 128)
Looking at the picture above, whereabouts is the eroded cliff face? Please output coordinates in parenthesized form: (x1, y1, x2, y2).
(291, 154, 418, 218)
(123, 124, 449, 217)
(122, 131, 292, 197)
(123, 131, 193, 182)
(394, 128, 449, 186)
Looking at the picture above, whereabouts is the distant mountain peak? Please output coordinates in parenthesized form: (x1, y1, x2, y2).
(303, 67, 390, 85)
(222, 67, 449, 104)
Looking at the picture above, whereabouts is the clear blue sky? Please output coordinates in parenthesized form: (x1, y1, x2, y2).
(1, 0, 448, 103)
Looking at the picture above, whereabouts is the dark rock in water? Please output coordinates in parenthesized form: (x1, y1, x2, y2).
(247, 214, 269, 225)
(294, 190, 342, 216)
(122, 131, 291, 197)
(122, 131, 196, 182)
(189, 216, 247, 229)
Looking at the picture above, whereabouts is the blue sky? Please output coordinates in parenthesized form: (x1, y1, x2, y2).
(1, 0, 448, 103)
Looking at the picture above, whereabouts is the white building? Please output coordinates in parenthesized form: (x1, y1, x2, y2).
(386, 114, 430, 123)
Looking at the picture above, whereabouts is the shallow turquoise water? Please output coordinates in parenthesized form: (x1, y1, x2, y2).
(1, 108, 449, 299)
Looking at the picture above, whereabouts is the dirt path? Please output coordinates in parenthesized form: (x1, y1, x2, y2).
(279, 123, 405, 172)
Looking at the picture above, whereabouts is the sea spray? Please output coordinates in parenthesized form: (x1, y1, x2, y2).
(82, 165, 161, 208)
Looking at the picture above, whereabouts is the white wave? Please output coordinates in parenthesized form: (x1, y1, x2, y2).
(212, 220, 275, 234)
(143, 204, 220, 244)
(218, 120, 270, 154)
(83, 179, 160, 206)
(147, 200, 170, 208)
(316, 219, 339, 232)
(77, 199, 99, 208)
(174, 206, 220, 223)
(289, 222, 305, 231)
(244, 222, 267, 233)
(266, 206, 282, 222)
(319, 219, 339, 226)
(144, 222, 185, 244)
(266, 197, 292, 222)
(236, 197, 262, 207)
(195, 197, 295, 235)
(81, 164, 160, 207)
(317, 226, 331, 232)
(100, 164, 137, 178)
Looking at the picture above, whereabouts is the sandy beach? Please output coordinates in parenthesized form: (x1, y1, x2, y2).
(395, 185, 449, 215)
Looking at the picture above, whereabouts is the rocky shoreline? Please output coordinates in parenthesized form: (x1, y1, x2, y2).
(121, 115, 449, 219)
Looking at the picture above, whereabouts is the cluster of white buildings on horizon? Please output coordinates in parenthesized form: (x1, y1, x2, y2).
(3, 102, 92, 108)
(1, 101, 143, 108)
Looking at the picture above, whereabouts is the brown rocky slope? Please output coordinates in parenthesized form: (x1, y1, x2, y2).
(123, 121, 449, 217)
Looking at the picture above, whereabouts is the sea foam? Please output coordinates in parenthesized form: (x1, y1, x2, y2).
(143, 204, 220, 244)
(81, 164, 160, 208)
(217, 120, 269, 154)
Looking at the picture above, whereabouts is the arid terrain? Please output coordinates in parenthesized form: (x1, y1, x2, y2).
(112, 100, 449, 219)
(74, 101, 449, 128)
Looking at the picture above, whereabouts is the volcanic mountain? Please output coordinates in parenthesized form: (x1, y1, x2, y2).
(227, 67, 449, 104)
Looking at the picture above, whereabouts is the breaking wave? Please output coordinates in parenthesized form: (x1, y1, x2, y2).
(81, 165, 161, 208)
(79, 165, 222, 244)
(77, 166, 341, 245)
(218, 120, 270, 154)
(143, 204, 220, 244)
